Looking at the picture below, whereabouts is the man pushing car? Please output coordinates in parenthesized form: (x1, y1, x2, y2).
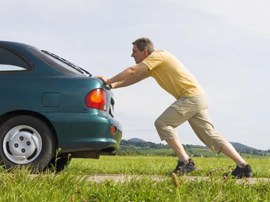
(97, 37, 252, 178)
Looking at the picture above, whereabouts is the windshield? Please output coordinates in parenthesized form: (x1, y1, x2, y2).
(41, 50, 91, 77)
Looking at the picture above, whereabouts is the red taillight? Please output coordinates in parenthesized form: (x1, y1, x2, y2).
(85, 89, 107, 111)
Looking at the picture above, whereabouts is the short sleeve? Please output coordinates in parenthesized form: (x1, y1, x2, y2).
(142, 51, 163, 70)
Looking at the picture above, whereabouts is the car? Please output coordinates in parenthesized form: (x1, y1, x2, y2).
(0, 41, 122, 172)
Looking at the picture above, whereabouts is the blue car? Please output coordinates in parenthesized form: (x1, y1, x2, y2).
(0, 41, 122, 172)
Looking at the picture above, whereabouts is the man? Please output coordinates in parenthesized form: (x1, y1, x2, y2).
(97, 37, 252, 178)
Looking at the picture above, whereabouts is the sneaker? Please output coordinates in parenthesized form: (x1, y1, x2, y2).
(231, 164, 252, 178)
(173, 158, 196, 175)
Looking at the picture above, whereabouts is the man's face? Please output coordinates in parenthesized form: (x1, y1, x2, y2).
(131, 45, 148, 64)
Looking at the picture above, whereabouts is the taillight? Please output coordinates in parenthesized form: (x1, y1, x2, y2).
(85, 89, 107, 111)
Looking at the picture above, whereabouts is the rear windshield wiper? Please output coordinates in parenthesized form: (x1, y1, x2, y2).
(42, 50, 92, 77)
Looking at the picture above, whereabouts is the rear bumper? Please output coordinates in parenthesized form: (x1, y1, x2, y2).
(44, 111, 122, 153)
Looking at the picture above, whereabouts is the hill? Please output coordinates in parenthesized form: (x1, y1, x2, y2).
(128, 138, 146, 143)
(230, 142, 256, 150)
(117, 138, 270, 157)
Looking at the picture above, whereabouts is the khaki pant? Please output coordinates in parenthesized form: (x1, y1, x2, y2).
(154, 93, 227, 153)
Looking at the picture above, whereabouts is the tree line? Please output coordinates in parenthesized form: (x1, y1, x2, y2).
(117, 139, 270, 157)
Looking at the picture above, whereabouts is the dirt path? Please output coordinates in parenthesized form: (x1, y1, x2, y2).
(84, 174, 270, 184)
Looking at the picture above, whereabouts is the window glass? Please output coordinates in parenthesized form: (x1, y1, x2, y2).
(44, 53, 82, 75)
(0, 65, 26, 71)
(0, 47, 30, 71)
(29, 47, 91, 77)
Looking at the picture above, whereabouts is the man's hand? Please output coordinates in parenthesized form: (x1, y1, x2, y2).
(95, 76, 114, 89)
(95, 76, 109, 85)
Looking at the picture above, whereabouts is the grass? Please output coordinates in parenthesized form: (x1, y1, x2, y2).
(68, 156, 270, 178)
(0, 156, 270, 202)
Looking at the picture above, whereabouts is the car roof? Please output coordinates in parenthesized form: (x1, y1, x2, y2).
(0, 40, 32, 49)
(0, 41, 87, 77)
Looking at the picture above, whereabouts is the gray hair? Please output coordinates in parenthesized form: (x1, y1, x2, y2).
(132, 37, 154, 54)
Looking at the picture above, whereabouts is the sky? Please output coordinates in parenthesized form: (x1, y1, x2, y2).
(1, 0, 270, 150)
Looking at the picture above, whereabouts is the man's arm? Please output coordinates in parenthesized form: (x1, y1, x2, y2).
(97, 63, 149, 85)
(111, 72, 150, 89)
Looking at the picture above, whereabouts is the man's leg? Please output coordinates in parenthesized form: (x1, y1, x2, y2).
(154, 106, 197, 174)
(220, 142, 246, 167)
(154, 105, 196, 163)
(166, 138, 189, 163)
(188, 109, 252, 178)
(188, 109, 247, 167)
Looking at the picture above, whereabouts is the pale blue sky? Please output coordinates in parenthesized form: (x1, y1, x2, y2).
(1, 0, 269, 150)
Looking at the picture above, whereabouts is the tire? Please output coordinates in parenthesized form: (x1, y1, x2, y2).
(0, 115, 56, 172)
(46, 154, 72, 173)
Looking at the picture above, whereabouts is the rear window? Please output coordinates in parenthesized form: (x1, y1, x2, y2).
(29, 47, 91, 77)
(0, 47, 30, 72)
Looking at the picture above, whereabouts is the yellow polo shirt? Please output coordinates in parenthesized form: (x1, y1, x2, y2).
(142, 50, 204, 99)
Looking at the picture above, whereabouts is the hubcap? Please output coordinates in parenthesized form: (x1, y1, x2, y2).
(3, 125, 42, 164)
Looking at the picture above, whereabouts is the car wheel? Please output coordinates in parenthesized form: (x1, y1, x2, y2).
(0, 115, 56, 172)
(46, 155, 72, 173)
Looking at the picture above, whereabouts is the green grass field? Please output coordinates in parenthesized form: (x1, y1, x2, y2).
(0, 156, 270, 202)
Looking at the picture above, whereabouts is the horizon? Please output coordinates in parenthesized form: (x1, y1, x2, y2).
(124, 137, 268, 151)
